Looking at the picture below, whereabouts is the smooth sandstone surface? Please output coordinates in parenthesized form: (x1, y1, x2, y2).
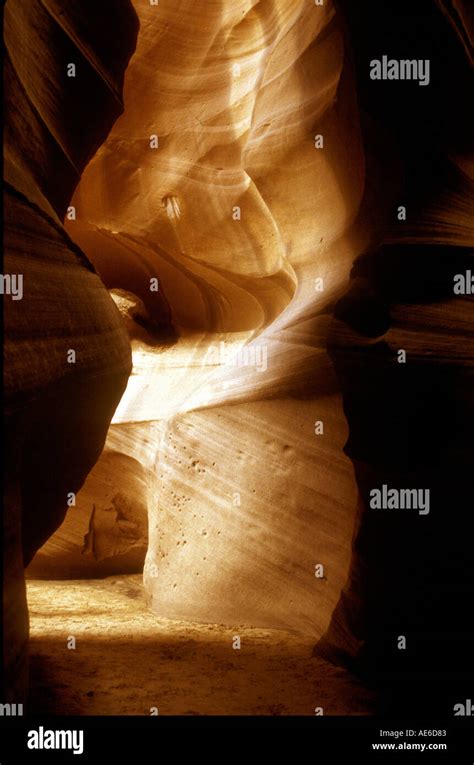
(7, 0, 474, 717)
(38, 0, 367, 638)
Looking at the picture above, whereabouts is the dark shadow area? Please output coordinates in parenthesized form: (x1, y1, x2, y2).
(320, 0, 474, 718)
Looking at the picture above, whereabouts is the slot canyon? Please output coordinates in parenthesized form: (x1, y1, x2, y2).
(3, 0, 474, 719)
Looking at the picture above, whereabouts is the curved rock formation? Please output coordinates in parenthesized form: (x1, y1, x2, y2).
(3, 0, 137, 702)
(49, 0, 368, 637)
(67, 0, 365, 333)
(5, 0, 473, 718)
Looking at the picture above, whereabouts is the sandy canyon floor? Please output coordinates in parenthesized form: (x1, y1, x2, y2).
(26, 575, 375, 716)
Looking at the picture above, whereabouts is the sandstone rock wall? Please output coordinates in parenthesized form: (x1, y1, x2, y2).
(54, 0, 368, 637)
(3, 0, 138, 702)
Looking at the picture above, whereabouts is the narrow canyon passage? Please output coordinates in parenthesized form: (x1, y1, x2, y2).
(14, 2, 372, 715)
(4, 0, 473, 723)
(20, 0, 368, 713)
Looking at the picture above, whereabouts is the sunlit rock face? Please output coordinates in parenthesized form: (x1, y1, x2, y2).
(69, 0, 364, 333)
(3, 0, 137, 701)
(55, 0, 368, 635)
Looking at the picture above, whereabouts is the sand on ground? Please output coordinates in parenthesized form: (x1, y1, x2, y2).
(26, 575, 375, 716)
